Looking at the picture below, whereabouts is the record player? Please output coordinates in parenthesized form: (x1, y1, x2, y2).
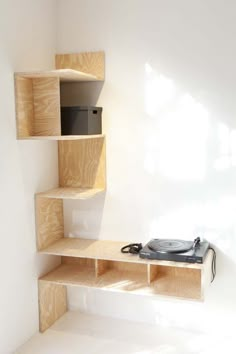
(139, 237, 209, 264)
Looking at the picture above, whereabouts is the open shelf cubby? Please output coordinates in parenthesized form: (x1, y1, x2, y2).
(15, 51, 104, 139)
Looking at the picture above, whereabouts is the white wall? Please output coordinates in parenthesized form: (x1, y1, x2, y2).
(0, 1, 59, 353)
(57, 0, 236, 336)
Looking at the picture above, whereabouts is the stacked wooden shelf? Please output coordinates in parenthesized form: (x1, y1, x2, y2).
(14, 51, 104, 139)
(15, 50, 214, 334)
(39, 237, 213, 301)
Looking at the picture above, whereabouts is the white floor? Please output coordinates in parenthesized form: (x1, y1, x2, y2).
(16, 311, 232, 354)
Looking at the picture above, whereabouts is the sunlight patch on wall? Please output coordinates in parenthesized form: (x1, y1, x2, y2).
(144, 63, 209, 181)
(214, 122, 236, 170)
(145, 63, 175, 117)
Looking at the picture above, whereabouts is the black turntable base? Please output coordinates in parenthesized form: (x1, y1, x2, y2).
(139, 238, 209, 264)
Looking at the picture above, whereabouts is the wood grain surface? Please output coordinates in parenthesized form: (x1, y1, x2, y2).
(16, 69, 98, 82)
(33, 77, 61, 136)
(38, 187, 105, 200)
(35, 196, 64, 250)
(15, 76, 34, 138)
(55, 51, 105, 80)
(38, 280, 67, 332)
(58, 138, 106, 189)
(40, 237, 205, 269)
(40, 263, 148, 294)
(149, 265, 202, 300)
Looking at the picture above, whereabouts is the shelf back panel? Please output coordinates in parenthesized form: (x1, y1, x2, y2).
(55, 51, 105, 81)
(58, 138, 106, 189)
(15, 76, 61, 137)
(36, 196, 64, 251)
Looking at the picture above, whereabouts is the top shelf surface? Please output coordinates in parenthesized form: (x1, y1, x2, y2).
(15, 69, 101, 82)
(40, 237, 209, 270)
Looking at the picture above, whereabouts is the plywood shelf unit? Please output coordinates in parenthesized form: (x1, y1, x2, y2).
(15, 51, 104, 139)
(39, 238, 213, 302)
(15, 50, 214, 333)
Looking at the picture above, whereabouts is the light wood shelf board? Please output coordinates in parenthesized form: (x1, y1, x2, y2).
(38, 280, 67, 332)
(15, 76, 34, 137)
(40, 264, 148, 293)
(33, 77, 61, 136)
(35, 196, 64, 251)
(16, 69, 99, 82)
(58, 138, 106, 189)
(40, 237, 206, 269)
(18, 134, 105, 141)
(37, 187, 105, 200)
(55, 51, 105, 81)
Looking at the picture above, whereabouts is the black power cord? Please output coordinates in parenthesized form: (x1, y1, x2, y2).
(209, 246, 216, 283)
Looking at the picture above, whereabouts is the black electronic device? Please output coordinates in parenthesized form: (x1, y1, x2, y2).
(139, 237, 209, 264)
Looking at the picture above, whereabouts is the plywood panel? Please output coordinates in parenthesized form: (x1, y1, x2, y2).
(40, 264, 148, 293)
(40, 237, 204, 269)
(149, 266, 202, 300)
(96, 259, 110, 277)
(147, 264, 158, 284)
(38, 280, 67, 332)
(35, 196, 64, 251)
(19, 134, 105, 140)
(39, 187, 104, 200)
(16, 69, 98, 82)
(58, 138, 106, 189)
(55, 51, 105, 80)
(33, 77, 61, 136)
(62, 256, 95, 269)
(15, 76, 34, 138)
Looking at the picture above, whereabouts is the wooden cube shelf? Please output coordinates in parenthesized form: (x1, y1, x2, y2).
(15, 51, 105, 139)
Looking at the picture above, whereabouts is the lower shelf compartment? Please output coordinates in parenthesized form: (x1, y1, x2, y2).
(40, 255, 210, 300)
(38, 251, 213, 332)
(41, 259, 148, 294)
(148, 265, 202, 300)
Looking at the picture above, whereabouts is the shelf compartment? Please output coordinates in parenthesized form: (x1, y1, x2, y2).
(15, 51, 105, 139)
(40, 259, 148, 293)
(41, 258, 97, 287)
(95, 260, 148, 292)
(148, 265, 202, 300)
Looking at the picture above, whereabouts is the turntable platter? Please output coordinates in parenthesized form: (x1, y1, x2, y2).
(148, 239, 193, 253)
